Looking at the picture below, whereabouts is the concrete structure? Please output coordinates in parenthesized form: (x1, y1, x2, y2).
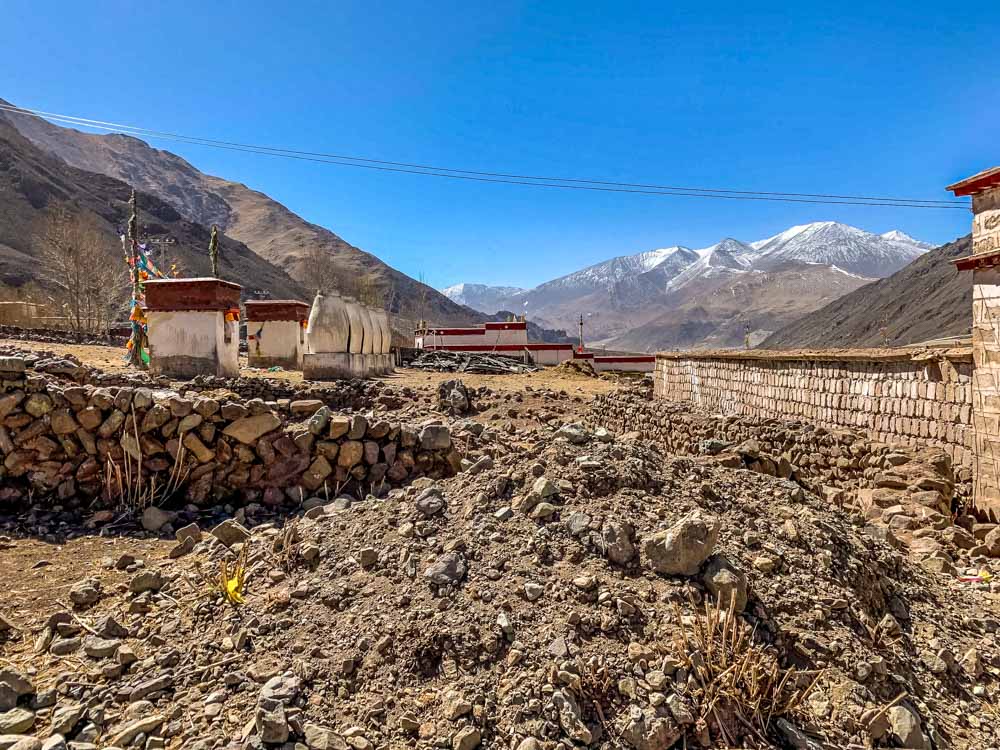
(950, 166, 1000, 519)
(304, 292, 353, 379)
(144, 278, 242, 379)
(416, 320, 529, 349)
(245, 300, 310, 370)
(414, 320, 655, 370)
(302, 291, 390, 379)
(373, 309, 394, 373)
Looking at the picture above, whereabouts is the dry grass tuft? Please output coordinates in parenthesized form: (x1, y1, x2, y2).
(672, 592, 824, 747)
(103, 408, 190, 513)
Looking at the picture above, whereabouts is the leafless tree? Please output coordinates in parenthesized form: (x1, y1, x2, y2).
(302, 244, 345, 299)
(34, 208, 130, 334)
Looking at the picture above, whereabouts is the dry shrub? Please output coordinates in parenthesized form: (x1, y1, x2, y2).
(672, 593, 824, 747)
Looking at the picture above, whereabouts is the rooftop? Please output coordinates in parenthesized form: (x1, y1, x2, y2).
(946, 166, 1000, 197)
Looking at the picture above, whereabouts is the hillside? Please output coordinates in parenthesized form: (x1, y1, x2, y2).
(760, 234, 972, 349)
(605, 260, 873, 351)
(0, 101, 478, 326)
(448, 222, 925, 350)
(0, 118, 306, 301)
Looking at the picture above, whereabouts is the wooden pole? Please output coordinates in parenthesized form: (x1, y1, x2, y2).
(209, 225, 220, 278)
(126, 189, 147, 368)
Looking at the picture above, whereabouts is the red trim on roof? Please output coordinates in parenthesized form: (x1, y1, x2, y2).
(245, 300, 310, 322)
(573, 352, 595, 359)
(953, 251, 1000, 272)
(947, 167, 1000, 197)
(417, 321, 526, 336)
(422, 343, 573, 351)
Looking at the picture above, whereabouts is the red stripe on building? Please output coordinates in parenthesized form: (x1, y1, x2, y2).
(422, 343, 573, 351)
(420, 328, 488, 337)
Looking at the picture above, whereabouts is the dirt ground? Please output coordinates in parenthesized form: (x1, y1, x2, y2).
(0, 337, 623, 658)
(0, 337, 623, 399)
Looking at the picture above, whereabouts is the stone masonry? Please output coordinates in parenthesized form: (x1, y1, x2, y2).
(653, 349, 974, 470)
(950, 166, 1000, 521)
(0, 355, 460, 511)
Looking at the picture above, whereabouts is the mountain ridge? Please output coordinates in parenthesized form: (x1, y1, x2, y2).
(0, 100, 478, 327)
(440, 222, 929, 349)
(760, 235, 971, 349)
(0, 117, 307, 303)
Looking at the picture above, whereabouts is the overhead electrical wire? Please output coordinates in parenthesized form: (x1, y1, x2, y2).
(0, 103, 970, 211)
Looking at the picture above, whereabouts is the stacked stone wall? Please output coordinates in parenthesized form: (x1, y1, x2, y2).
(654, 352, 974, 469)
(0, 355, 459, 512)
(588, 387, 971, 502)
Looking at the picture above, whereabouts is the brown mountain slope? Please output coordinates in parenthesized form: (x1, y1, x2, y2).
(0, 102, 478, 326)
(599, 261, 873, 352)
(0, 118, 306, 300)
(760, 235, 972, 349)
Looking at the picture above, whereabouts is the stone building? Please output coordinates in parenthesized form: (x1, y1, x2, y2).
(949, 166, 1000, 520)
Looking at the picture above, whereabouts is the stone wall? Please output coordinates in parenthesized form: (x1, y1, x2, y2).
(0, 356, 459, 511)
(654, 349, 975, 470)
(587, 385, 970, 505)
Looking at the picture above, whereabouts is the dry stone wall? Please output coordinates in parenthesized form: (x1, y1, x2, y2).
(589, 384, 970, 503)
(0, 355, 459, 512)
(654, 350, 975, 470)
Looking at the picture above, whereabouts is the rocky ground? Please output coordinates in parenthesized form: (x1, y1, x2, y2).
(1, 341, 999, 750)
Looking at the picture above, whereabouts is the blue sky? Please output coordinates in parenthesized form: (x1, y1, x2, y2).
(3, 0, 994, 289)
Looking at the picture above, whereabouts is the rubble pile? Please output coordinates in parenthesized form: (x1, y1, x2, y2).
(410, 350, 541, 375)
(1, 382, 998, 749)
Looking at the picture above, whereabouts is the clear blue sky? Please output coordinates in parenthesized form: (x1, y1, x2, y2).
(3, 0, 994, 289)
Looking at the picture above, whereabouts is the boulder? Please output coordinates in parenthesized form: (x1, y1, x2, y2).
(701, 555, 748, 613)
(643, 510, 720, 576)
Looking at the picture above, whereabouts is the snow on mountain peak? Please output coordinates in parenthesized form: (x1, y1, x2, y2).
(881, 230, 933, 249)
(443, 222, 931, 315)
(441, 282, 526, 313)
(748, 221, 929, 278)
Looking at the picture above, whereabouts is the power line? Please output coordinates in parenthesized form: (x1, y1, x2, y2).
(0, 103, 970, 211)
(2, 104, 966, 206)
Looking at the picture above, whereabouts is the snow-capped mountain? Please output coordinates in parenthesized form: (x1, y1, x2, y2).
(536, 246, 696, 295)
(441, 221, 933, 349)
(441, 283, 526, 314)
(748, 221, 929, 278)
(881, 230, 932, 248)
(666, 238, 754, 292)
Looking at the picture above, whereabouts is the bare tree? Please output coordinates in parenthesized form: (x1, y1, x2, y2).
(34, 208, 130, 334)
(302, 244, 345, 299)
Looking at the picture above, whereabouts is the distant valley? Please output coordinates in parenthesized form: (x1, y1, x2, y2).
(442, 221, 931, 351)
